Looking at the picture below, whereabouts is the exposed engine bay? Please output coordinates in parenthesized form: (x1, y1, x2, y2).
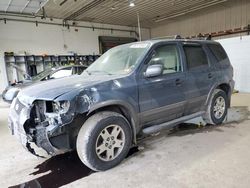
(10, 98, 85, 157)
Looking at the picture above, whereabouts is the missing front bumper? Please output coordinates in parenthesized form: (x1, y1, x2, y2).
(8, 98, 63, 157)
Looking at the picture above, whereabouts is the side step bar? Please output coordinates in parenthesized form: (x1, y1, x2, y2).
(142, 111, 205, 135)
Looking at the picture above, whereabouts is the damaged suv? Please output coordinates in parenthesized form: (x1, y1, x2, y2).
(9, 39, 234, 171)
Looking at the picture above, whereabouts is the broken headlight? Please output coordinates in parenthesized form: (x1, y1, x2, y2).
(53, 100, 70, 114)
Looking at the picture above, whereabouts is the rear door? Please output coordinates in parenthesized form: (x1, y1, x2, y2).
(138, 43, 186, 126)
(182, 43, 216, 115)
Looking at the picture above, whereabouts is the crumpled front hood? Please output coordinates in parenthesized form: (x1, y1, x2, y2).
(17, 74, 121, 104)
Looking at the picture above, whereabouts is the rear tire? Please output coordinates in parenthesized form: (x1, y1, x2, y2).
(76, 111, 132, 171)
(203, 89, 229, 125)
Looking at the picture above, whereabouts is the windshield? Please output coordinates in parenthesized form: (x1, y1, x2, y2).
(85, 42, 150, 75)
(31, 69, 52, 81)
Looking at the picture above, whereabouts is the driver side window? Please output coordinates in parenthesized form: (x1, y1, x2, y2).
(149, 45, 181, 75)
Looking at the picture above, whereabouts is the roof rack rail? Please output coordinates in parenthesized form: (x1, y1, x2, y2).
(186, 34, 212, 40)
(151, 35, 182, 40)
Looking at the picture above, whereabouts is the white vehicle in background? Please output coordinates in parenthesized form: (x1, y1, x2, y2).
(2, 65, 87, 103)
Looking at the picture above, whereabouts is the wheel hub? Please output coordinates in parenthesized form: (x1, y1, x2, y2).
(95, 124, 125, 161)
(213, 96, 226, 119)
(104, 136, 116, 148)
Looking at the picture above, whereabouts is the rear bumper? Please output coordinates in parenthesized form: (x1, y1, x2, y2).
(230, 79, 235, 94)
(228, 79, 235, 107)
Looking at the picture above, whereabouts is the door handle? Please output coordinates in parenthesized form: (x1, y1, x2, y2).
(175, 79, 182, 86)
(208, 73, 213, 79)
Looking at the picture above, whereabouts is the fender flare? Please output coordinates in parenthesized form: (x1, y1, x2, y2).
(205, 82, 232, 106)
(87, 100, 139, 144)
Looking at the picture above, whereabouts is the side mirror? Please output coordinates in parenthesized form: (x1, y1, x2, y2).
(144, 64, 163, 78)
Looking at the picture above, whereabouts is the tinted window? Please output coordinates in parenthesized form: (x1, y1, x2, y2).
(183, 45, 208, 69)
(148, 45, 181, 75)
(208, 44, 228, 62)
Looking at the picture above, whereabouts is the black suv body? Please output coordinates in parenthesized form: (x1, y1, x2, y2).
(8, 39, 234, 171)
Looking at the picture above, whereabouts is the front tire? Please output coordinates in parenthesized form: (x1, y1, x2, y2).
(76, 111, 132, 171)
(203, 89, 229, 125)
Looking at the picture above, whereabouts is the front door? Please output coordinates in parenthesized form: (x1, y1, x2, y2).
(138, 43, 186, 126)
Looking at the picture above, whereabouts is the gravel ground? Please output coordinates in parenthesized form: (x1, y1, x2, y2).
(0, 93, 250, 188)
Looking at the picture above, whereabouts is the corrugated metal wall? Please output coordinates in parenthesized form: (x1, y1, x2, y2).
(151, 0, 250, 93)
(151, 0, 250, 38)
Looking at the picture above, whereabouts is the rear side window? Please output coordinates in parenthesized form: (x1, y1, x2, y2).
(183, 45, 208, 69)
(208, 44, 228, 62)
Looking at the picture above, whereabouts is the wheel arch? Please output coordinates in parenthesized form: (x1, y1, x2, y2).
(87, 100, 139, 144)
(216, 83, 231, 96)
(206, 82, 232, 107)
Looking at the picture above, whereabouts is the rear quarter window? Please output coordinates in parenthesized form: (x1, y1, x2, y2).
(207, 44, 228, 62)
